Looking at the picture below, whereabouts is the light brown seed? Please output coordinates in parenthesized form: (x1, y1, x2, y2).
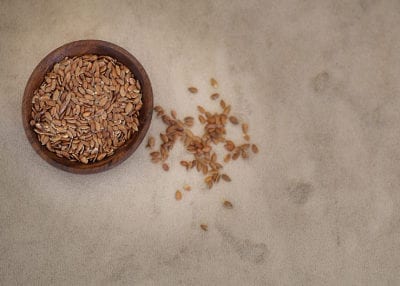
(80, 156, 88, 164)
(242, 123, 249, 134)
(125, 103, 133, 114)
(251, 144, 259, 154)
(97, 153, 107, 161)
(210, 78, 218, 88)
(223, 200, 233, 209)
(210, 93, 219, 100)
(98, 97, 108, 106)
(223, 105, 231, 115)
(229, 116, 239, 125)
(162, 163, 169, 171)
(160, 133, 169, 143)
(244, 134, 250, 141)
(221, 174, 231, 182)
(232, 150, 240, 160)
(175, 190, 182, 201)
(224, 153, 231, 163)
(146, 136, 155, 148)
(184, 116, 194, 127)
(197, 105, 206, 113)
(150, 151, 160, 157)
(198, 115, 206, 124)
(171, 110, 177, 119)
(120, 86, 126, 97)
(224, 140, 235, 152)
(188, 87, 198, 94)
(202, 164, 208, 175)
(200, 224, 208, 231)
(183, 184, 191, 191)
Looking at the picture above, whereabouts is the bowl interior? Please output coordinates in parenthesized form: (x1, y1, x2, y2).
(22, 40, 153, 174)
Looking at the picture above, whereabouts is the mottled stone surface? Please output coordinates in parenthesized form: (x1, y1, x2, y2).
(1, 0, 400, 285)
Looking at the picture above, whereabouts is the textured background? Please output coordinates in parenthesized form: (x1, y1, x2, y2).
(1, 0, 400, 285)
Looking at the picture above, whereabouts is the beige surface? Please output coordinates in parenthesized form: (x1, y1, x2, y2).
(1, 0, 400, 285)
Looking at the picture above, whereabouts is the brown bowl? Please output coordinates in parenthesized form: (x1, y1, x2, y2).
(22, 40, 153, 174)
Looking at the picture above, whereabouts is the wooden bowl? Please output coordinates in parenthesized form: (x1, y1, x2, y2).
(22, 40, 153, 174)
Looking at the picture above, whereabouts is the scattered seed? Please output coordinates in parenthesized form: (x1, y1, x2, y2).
(146, 136, 155, 149)
(242, 123, 249, 134)
(200, 224, 208, 231)
(149, 78, 258, 195)
(171, 110, 177, 119)
(162, 163, 169, 171)
(210, 78, 218, 88)
(180, 160, 189, 168)
(188, 87, 198, 94)
(184, 116, 194, 127)
(224, 140, 235, 152)
(229, 116, 239, 125)
(150, 151, 160, 157)
(224, 153, 231, 163)
(198, 115, 206, 124)
(223, 200, 233, 209)
(210, 93, 220, 100)
(221, 174, 231, 182)
(232, 150, 240, 160)
(197, 105, 206, 113)
(175, 190, 182, 201)
(160, 133, 169, 143)
(251, 144, 259, 154)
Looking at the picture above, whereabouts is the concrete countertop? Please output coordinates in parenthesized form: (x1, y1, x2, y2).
(1, 0, 400, 285)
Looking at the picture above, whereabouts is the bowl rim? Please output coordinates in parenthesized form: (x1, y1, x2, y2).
(22, 39, 153, 174)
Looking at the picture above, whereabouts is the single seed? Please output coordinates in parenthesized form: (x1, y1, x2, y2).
(171, 110, 177, 119)
(175, 190, 182, 201)
(197, 105, 206, 113)
(210, 93, 219, 100)
(150, 151, 160, 158)
(232, 151, 240, 160)
(188, 87, 198, 94)
(198, 115, 206, 124)
(200, 224, 208, 231)
(146, 136, 155, 148)
(160, 133, 169, 143)
(244, 134, 250, 141)
(210, 78, 218, 88)
(183, 184, 191, 191)
(242, 123, 249, 134)
(221, 174, 231, 182)
(80, 156, 88, 164)
(224, 153, 231, 163)
(251, 144, 259, 154)
(223, 200, 233, 209)
(162, 163, 169, 171)
(229, 116, 239, 125)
